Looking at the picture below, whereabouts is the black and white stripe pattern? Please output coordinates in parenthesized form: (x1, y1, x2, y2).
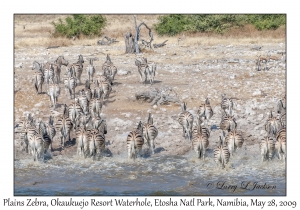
(83, 80, 92, 102)
(89, 96, 102, 118)
(43, 64, 54, 88)
(28, 133, 44, 161)
(76, 126, 91, 158)
(214, 136, 230, 169)
(178, 102, 194, 141)
(45, 115, 56, 152)
(259, 136, 275, 162)
(277, 94, 286, 114)
(70, 54, 84, 84)
(86, 58, 95, 83)
(197, 98, 214, 127)
(142, 113, 158, 155)
(275, 127, 286, 161)
(55, 112, 73, 150)
(47, 81, 60, 109)
(225, 129, 244, 157)
(89, 128, 106, 159)
(63, 74, 77, 99)
(68, 98, 83, 129)
(219, 112, 237, 139)
(265, 111, 281, 137)
(53, 55, 69, 84)
(192, 117, 209, 160)
(33, 71, 44, 94)
(127, 121, 144, 160)
(135, 56, 148, 84)
(102, 55, 117, 85)
(78, 89, 89, 114)
(220, 93, 234, 115)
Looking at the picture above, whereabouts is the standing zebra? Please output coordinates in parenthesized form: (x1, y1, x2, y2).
(45, 115, 56, 152)
(32, 61, 43, 73)
(68, 98, 83, 129)
(219, 112, 237, 139)
(265, 111, 281, 137)
(78, 89, 89, 114)
(55, 105, 73, 150)
(95, 78, 112, 101)
(43, 64, 54, 88)
(32, 71, 44, 94)
(220, 93, 234, 115)
(192, 117, 209, 160)
(102, 54, 117, 85)
(178, 102, 194, 141)
(192, 116, 210, 140)
(53, 55, 69, 84)
(224, 129, 244, 157)
(214, 136, 230, 169)
(135, 56, 148, 84)
(127, 121, 144, 160)
(259, 136, 275, 162)
(197, 98, 214, 128)
(28, 133, 44, 161)
(277, 94, 286, 114)
(91, 116, 107, 134)
(63, 73, 77, 99)
(142, 113, 158, 155)
(83, 80, 92, 102)
(275, 127, 286, 161)
(47, 80, 60, 109)
(76, 126, 91, 158)
(89, 129, 106, 160)
(89, 94, 102, 118)
(78, 113, 91, 130)
(70, 54, 84, 84)
(145, 61, 157, 85)
(86, 58, 95, 83)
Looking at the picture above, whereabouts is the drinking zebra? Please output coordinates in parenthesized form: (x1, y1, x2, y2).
(142, 113, 158, 155)
(178, 102, 194, 141)
(259, 136, 275, 162)
(214, 136, 230, 169)
(127, 121, 144, 160)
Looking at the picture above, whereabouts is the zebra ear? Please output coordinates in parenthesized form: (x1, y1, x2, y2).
(205, 98, 210, 105)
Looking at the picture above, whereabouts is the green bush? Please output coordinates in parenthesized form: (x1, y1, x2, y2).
(52, 14, 107, 38)
(154, 14, 286, 36)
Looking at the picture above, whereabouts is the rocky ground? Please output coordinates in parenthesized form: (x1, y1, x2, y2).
(14, 41, 286, 160)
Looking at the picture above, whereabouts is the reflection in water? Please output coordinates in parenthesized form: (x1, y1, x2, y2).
(14, 150, 285, 196)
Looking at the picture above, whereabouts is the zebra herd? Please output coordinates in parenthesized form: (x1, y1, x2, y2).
(15, 52, 286, 169)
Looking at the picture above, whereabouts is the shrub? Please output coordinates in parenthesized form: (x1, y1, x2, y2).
(52, 14, 107, 38)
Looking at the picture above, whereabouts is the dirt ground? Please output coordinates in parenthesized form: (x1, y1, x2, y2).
(14, 15, 286, 160)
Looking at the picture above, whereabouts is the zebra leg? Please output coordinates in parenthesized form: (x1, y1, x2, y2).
(182, 127, 186, 137)
(150, 140, 155, 155)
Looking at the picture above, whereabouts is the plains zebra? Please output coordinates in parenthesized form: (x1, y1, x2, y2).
(145, 61, 156, 85)
(259, 136, 275, 162)
(192, 116, 210, 140)
(279, 112, 286, 128)
(28, 133, 44, 161)
(95, 78, 112, 101)
(89, 129, 106, 160)
(91, 116, 107, 134)
(135, 56, 148, 84)
(277, 94, 286, 114)
(43, 64, 54, 88)
(71, 54, 84, 84)
(142, 113, 158, 155)
(32, 61, 43, 73)
(45, 115, 56, 152)
(192, 117, 209, 160)
(32, 71, 44, 94)
(86, 58, 95, 83)
(76, 126, 91, 158)
(265, 111, 281, 137)
(102, 54, 117, 85)
(89, 95, 102, 117)
(275, 127, 286, 161)
(197, 98, 214, 127)
(178, 102, 194, 141)
(47, 80, 60, 109)
(55, 109, 73, 150)
(78, 113, 91, 130)
(78, 89, 89, 114)
(220, 93, 234, 115)
(224, 129, 244, 157)
(219, 112, 237, 139)
(83, 80, 92, 102)
(68, 98, 83, 129)
(63, 74, 77, 99)
(53, 55, 69, 84)
(214, 136, 230, 169)
(127, 121, 144, 160)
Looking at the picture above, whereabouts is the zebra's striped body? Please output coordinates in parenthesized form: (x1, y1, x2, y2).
(68, 99, 83, 129)
(55, 113, 73, 150)
(259, 136, 275, 162)
(89, 129, 106, 159)
(47, 82, 60, 109)
(145, 62, 156, 85)
(33, 71, 44, 94)
(76, 126, 91, 158)
(78, 113, 91, 130)
(92, 116, 107, 134)
(178, 102, 194, 141)
(95, 79, 112, 101)
(83, 80, 92, 102)
(89, 97, 102, 117)
(63, 75, 77, 99)
(214, 137, 230, 169)
(275, 127, 286, 160)
(45, 116, 56, 152)
(53, 56, 69, 83)
(142, 113, 158, 155)
(192, 118, 209, 160)
(86, 58, 95, 83)
(43, 65, 54, 88)
(197, 98, 214, 127)
(135, 56, 148, 83)
(225, 129, 244, 157)
(28, 133, 44, 161)
(220, 113, 237, 139)
(221, 94, 234, 115)
(279, 112, 286, 128)
(277, 94, 286, 114)
(70, 55, 84, 84)
(78, 90, 89, 114)
(265, 111, 281, 137)
(22, 125, 38, 154)
(102, 54, 117, 84)
(127, 121, 144, 160)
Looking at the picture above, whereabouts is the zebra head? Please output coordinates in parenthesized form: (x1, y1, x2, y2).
(56, 56, 69, 66)
(205, 98, 210, 105)
(78, 55, 84, 64)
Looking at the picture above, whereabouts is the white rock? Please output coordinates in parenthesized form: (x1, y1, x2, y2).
(117, 70, 130, 76)
(153, 105, 157, 109)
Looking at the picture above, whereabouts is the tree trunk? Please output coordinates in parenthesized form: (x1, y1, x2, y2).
(124, 32, 135, 54)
